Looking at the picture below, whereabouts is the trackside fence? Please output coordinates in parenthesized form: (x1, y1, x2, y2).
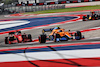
(0, 4, 65, 15)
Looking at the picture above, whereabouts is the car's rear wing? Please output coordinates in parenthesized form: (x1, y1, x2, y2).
(9, 32, 15, 35)
(42, 28, 54, 33)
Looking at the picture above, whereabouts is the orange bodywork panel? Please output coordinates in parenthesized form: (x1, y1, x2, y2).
(49, 29, 71, 38)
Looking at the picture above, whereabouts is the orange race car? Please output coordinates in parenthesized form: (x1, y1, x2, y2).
(38, 27, 84, 43)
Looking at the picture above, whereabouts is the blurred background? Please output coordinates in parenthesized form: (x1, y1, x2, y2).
(0, 0, 98, 15)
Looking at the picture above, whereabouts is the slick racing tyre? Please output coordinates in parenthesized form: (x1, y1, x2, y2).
(5, 37, 9, 44)
(94, 14, 99, 20)
(75, 31, 82, 40)
(39, 34, 46, 43)
(83, 16, 86, 21)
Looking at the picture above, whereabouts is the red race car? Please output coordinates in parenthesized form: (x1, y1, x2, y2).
(5, 31, 32, 44)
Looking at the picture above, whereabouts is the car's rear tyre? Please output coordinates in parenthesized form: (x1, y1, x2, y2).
(83, 16, 86, 21)
(94, 14, 99, 20)
(99, 15, 100, 19)
(39, 34, 46, 43)
(5, 37, 9, 44)
(75, 31, 82, 40)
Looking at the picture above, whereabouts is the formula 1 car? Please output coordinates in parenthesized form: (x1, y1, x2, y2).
(5, 31, 32, 44)
(38, 27, 84, 43)
(83, 11, 100, 21)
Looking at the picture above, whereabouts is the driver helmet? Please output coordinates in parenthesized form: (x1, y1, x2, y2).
(91, 11, 95, 14)
(59, 30, 62, 32)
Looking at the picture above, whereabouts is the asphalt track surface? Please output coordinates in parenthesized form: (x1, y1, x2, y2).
(0, 11, 100, 49)
(0, 16, 77, 32)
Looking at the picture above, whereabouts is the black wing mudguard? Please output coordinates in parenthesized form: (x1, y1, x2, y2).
(42, 28, 54, 33)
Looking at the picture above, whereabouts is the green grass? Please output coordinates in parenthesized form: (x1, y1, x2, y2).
(24, 5, 100, 14)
